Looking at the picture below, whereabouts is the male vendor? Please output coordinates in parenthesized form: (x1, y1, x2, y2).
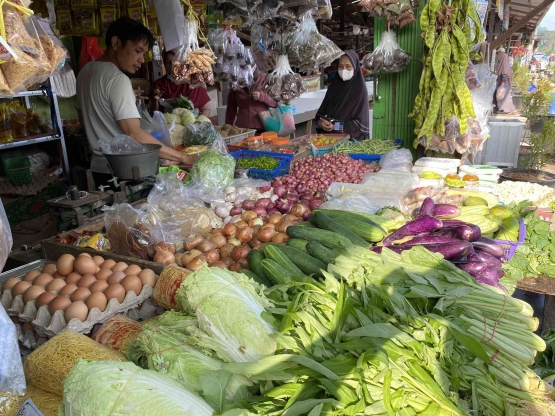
(76, 17, 194, 186)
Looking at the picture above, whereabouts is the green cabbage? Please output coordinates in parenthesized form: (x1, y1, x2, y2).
(62, 360, 214, 416)
(172, 108, 190, 116)
(196, 115, 211, 124)
(189, 150, 235, 190)
(176, 268, 276, 363)
(127, 317, 252, 397)
(182, 110, 196, 126)
(164, 113, 181, 125)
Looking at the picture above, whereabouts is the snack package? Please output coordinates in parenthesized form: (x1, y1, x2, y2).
(362, 31, 411, 74)
(263, 54, 307, 102)
(3, 4, 38, 55)
(21, 16, 53, 85)
(37, 17, 68, 74)
(1, 45, 39, 93)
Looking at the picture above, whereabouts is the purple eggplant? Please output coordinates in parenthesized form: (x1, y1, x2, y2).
(441, 221, 482, 240)
(452, 261, 488, 277)
(473, 251, 503, 269)
(432, 225, 481, 242)
(473, 237, 505, 259)
(475, 276, 508, 293)
(396, 241, 474, 260)
(407, 236, 460, 245)
(382, 216, 443, 246)
(494, 268, 505, 278)
(433, 204, 462, 219)
(481, 268, 502, 282)
(418, 198, 435, 217)
(467, 252, 481, 262)
(371, 246, 383, 254)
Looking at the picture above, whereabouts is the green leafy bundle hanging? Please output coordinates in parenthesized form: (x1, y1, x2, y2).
(409, 0, 484, 148)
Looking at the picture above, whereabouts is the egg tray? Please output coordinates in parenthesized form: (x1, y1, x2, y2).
(1, 284, 154, 338)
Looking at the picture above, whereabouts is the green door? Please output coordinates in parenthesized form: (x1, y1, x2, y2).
(372, 5, 424, 153)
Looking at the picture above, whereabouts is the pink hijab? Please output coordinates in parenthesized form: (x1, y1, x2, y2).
(496, 52, 512, 83)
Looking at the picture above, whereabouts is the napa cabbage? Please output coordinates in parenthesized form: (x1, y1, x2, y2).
(61, 360, 214, 416)
(176, 268, 276, 363)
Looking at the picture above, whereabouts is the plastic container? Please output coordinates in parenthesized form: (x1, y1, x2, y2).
(262, 131, 277, 141)
(5, 156, 31, 186)
(271, 137, 295, 154)
(494, 218, 526, 261)
(230, 150, 293, 181)
(246, 136, 264, 150)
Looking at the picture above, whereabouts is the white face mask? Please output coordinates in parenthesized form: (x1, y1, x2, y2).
(338, 69, 354, 81)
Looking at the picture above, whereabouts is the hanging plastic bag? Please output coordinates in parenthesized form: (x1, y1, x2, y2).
(259, 105, 296, 136)
(3, 4, 38, 55)
(22, 16, 52, 85)
(496, 77, 510, 101)
(99, 135, 149, 155)
(141, 110, 173, 149)
(36, 17, 68, 75)
(0, 45, 39, 93)
(263, 54, 306, 102)
(362, 31, 411, 74)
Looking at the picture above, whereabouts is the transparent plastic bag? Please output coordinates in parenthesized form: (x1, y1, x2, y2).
(188, 134, 235, 191)
(3, 5, 38, 55)
(36, 17, 68, 75)
(362, 31, 411, 74)
(263, 54, 306, 102)
(361, 170, 419, 194)
(1, 45, 39, 93)
(0, 304, 26, 414)
(103, 203, 158, 260)
(379, 148, 413, 170)
(0, 199, 12, 272)
(24, 16, 53, 83)
(320, 193, 403, 215)
(184, 121, 219, 146)
(142, 111, 172, 148)
(99, 135, 149, 155)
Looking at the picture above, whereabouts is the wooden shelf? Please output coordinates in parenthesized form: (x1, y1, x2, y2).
(517, 275, 555, 296)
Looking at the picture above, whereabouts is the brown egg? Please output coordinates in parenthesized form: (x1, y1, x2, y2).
(89, 279, 109, 293)
(36, 291, 56, 308)
(23, 285, 45, 303)
(12, 281, 32, 297)
(101, 259, 116, 270)
(42, 264, 57, 275)
(124, 264, 142, 276)
(56, 254, 75, 276)
(59, 283, 78, 297)
(78, 253, 92, 258)
(95, 269, 112, 281)
(65, 272, 82, 285)
(71, 287, 91, 302)
(65, 301, 89, 322)
(23, 270, 41, 282)
(92, 256, 105, 266)
(105, 284, 126, 303)
(121, 275, 142, 296)
(86, 291, 108, 312)
(33, 273, 54, 287)
(73, 256, 98, 276)
(77, 274, 97, 288)
(107, 271, 126, 285)
(112, 262, 128, 273)
(22, 322, 34, 334)
(138, 269, 156, 288)
(46, 278, 66, 293)
(49, 296, 72, 314)
(53, 272, 64, 280)
(2, 277, 20, 292)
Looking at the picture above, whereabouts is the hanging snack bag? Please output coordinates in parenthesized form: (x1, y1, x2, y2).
(1, 45, 39, 93)
(3, 4, 38, 56)
(362, 31, 411, 74)
(36, 17, 68, 74)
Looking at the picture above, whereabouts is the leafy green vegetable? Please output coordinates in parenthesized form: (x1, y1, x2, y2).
(181, 110, 196, 127)
(172, 94, 194, 111)
(197, 115, 211, 124)
(62, 360, 214, 415)
(189, 150, 235, 190)
(532, 330, 555, 383)
(176, 267, 277, 363)
(185, 122, 219, 146)
(164, 113, 180, 125)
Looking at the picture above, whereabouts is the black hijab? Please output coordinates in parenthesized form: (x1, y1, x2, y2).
(317, 50, 369, 140)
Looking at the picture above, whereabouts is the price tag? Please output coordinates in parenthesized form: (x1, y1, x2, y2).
(16, 399, 44, 416)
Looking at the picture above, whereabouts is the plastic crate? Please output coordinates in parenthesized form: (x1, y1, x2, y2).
(5, 156, 31, 186)
(219, 128, 257, 146)
(494, 218, 526, 261)
(231, 150, 293, 181)
(347, 139, 403, 163)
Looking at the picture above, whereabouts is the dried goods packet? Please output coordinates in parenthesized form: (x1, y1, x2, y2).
(2, 4, 38, 55)
(1, 45, 39, 92)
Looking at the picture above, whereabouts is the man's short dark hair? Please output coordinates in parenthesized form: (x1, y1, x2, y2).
(105, 17, 155, 50)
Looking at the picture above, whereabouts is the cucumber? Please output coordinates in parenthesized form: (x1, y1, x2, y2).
(261, 259, 294, 285)
(295, 222, 316, 227)
(262, 244, 303, 277)
(310, 211, 369, 247)
(240, 269, 272, 287)
(314, 210, 386, 242)
(247, 250, 266, 280)
(267, 243, 326, 277)
(286, 226, 352, 250)
(315, 209, 387, 233)
(287, 238, 309, 252)
(306, 241, 341, 265)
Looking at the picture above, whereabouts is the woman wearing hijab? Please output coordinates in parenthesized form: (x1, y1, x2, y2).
(316, 51, 369, 140)
(494, 48, 517, 114)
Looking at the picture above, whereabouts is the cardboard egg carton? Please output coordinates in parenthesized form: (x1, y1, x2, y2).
(1, 284, 154, 338)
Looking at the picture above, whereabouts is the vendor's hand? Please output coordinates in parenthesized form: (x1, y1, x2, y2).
(251, 91, 261, 101)
(180, 154, 197, 166)
(153, 88, 162, 101)
(318, 119, 334, 132)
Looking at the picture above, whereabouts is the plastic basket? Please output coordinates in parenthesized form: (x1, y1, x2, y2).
(5, 156, 31, 186)
(219, 127, 257, 146)
(0, 149, 22, 176)
(230, 150, 293, 181)
(493, 218, 526, 261)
